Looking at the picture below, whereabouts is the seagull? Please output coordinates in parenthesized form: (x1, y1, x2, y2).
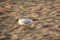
(17, 17, 39, 25)
(18, 18, 33, 25)
(17, 18, 39, 30)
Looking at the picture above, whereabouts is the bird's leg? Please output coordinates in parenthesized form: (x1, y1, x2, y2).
(23, 25, 27, 30)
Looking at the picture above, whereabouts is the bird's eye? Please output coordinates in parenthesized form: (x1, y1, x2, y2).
(17, 19, 18, 21)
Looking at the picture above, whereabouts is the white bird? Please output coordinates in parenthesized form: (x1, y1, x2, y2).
(18, 18, 34, 25)
(17, 18, 39, 25)
(16, 18, 39, 30)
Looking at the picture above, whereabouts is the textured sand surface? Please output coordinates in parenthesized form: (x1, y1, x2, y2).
(0, 0, 60, 40)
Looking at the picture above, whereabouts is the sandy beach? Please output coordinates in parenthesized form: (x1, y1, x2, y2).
(0, 0, 60, 40)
